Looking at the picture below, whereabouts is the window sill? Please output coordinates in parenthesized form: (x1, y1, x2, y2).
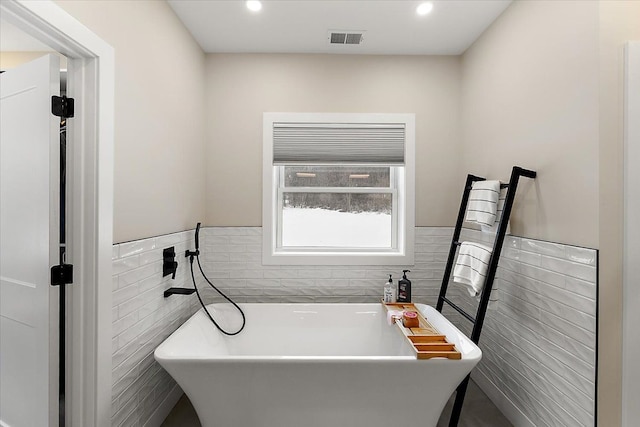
(262, 250, 414, 266)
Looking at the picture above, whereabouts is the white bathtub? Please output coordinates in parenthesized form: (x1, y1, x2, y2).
(155, 303, 481, 427)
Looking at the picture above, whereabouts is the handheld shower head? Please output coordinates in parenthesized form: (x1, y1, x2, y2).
(195, 222, 201, 252)
(186, 223, 202, 260)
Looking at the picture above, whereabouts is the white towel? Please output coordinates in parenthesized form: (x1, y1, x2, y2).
(465, 180, 501, 228)
(453, 242, 493, 297)
(480, 185, 511, 235)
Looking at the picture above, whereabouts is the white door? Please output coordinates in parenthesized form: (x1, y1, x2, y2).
(0, 54, 60, 427)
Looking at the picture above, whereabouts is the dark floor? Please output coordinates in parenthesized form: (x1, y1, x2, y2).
(161, 379, 512, 427)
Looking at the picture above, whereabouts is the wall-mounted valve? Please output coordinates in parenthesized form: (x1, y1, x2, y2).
(163, 246, 178, 279)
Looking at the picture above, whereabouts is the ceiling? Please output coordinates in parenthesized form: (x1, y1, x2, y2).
(1, 1, 512, 55)
(168, 0, 512, 55)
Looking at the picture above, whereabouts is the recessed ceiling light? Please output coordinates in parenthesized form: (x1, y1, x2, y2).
(246, 0, 262, 12)
(416, 2, 434, 16)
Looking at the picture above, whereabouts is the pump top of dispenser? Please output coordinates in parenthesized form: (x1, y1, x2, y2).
(402, 270, 410, 278)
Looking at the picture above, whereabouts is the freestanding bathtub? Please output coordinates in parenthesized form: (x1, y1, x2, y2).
(155, 303, 481, 427)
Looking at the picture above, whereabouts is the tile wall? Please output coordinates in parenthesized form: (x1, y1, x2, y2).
(111, 230, 200, 427)
(109, 226, 597, 427)
(196, 227, 451, 304)
(446, 228, 597, 427)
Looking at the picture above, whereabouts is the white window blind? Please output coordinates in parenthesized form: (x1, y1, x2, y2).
(272, 123, 405, 165)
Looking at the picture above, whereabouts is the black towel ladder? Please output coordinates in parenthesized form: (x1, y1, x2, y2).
(436, 166, 537, 427)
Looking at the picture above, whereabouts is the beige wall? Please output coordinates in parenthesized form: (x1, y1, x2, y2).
(598, 2, 640, 426)
(460, 0, 599, 249)
(461, 1, 639, 425)
(56, 0, 206, 243)
(204, 53, 462, 227)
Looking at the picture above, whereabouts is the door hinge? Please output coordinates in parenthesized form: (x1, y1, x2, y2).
(51, 264, 73, 286)
(51, 95, 74, 118)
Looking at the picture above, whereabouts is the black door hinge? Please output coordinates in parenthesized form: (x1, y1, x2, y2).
(51, 96, 74, 118)
(51, 264, 73, 286)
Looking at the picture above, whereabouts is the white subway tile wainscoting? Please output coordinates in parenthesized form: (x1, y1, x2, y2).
(197, 226, 450, 304)
(447, 228, 597, 427)
(111, 231, 200, 427)
(111, 226, 597, 427)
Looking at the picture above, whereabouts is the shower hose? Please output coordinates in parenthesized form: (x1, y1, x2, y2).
(188, 223, 246, 336)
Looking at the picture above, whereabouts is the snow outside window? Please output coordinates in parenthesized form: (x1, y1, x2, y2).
(262, 113, 415, 265)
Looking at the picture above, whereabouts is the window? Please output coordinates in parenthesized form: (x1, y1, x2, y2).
(280, 165, 394, 249)
(263, 113, 415, 265)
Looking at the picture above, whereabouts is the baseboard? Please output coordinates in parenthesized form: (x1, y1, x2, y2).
(142, 384, 184, 427)
(472, 370, 536, 427)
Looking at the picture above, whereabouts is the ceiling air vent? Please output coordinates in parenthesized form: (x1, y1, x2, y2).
(329, 31, 364, 45)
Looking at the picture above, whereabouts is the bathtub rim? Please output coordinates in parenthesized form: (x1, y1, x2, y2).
(154, 302, 482, 363)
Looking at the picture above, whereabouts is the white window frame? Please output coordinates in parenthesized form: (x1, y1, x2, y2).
(262, 113, 415, 265)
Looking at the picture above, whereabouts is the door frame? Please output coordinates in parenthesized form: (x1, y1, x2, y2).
(0, 1, 114, 426)
(623, 41, 640, 427)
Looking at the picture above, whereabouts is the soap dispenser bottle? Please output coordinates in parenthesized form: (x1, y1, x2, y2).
(397, 270, 412, 303)
(383, 274, 396, 303)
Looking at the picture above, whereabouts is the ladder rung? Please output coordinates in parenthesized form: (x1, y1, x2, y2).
(441, 297, 476, 323)
(468, 183, 509, 190)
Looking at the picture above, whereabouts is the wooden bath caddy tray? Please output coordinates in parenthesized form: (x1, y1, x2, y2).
(383, 302, 461, 360)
